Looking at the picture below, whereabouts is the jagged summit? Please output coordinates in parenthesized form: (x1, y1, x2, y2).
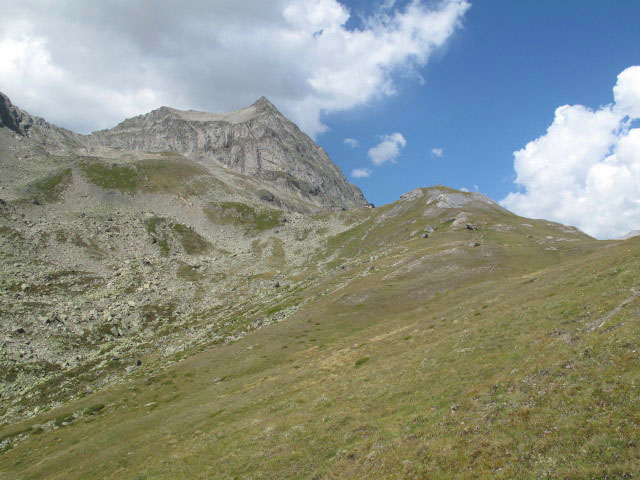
(0, 91, 366, 211)
(0, 91, 82, 153)
(252, 95, 278, 110)
(86, 97, 366, 211)
(0, 91, 30, 136)
(133, 96, 279, 127)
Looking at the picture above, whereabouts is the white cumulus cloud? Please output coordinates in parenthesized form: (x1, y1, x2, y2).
(344, 138, 360, 148)
(431, 147, 444, 157)
(351, 168, 372, 178)
(368, 132, 407, 166)
(0, 0, 470, 136)
(501, 66, 640, 239)
(614, 66, 640, 118)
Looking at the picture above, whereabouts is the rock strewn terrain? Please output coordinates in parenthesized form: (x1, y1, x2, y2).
(0, 91, 372, 422)
(6, 92, 640, 480)
(0, 91, 596, 429)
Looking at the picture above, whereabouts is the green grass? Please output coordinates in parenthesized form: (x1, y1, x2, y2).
(172, 223, 211, 255)
(176, 262, 203, 282)
(135, 158, 214, 196)
(78, 157, 215, 195)
(157, 238, 170, 256)
(52, 413, 75, 428)
(144, 217, 171, 256)
(144, 217, 161, 235)
(3, 187, 638, 479)
(144, 218, 210, 256)
(354, 356, 370, 366)
(31, 168, 72, 201)
(268, 236, 285, 269)
(204, 201, 282, 234)
(83, 404, 105, 416)
(79, 162, 137, 191)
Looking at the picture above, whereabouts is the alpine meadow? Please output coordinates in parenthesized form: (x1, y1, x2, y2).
(2, 1, 640, 479)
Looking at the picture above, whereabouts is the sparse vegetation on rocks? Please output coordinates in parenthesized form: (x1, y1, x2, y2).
(1, 92, 638, 479)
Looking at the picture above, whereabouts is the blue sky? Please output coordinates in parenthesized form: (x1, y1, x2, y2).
(1, 0, 640, 237)
(320, 0, 640, 209)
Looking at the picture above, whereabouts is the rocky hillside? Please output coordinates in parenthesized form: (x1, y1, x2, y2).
(621, 230, 640, 240)
(0, 92, 366, 212)
(85, 97, 366, 211)
(0, 92, 370, 422)
(0, 92, 82, 154)
(2, 93, 640, 479)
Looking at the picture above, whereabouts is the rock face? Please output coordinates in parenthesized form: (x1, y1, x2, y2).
(0, 91, 366, 211)
(621, 230, 640, 240)
(0, 92, 82, 153)
(0, 92, 33, 136)
(86, 97, 366, 211)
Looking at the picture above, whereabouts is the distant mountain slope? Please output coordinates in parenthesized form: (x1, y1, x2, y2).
(4, 185, 640, 480)
(0, 92, 366, 212)
(0, 92, 372, 423)
(0, 92, 82, 153)
(85, 97, 366, 211)
(621, 229, 640, 240)
(4, 91, 640, 479)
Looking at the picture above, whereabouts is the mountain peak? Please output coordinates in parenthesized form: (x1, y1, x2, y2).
(253, 96, 274, 107)
(124, 99, 280, 127)
(251, 96, 279, 114)
(85, 96, 366, 211)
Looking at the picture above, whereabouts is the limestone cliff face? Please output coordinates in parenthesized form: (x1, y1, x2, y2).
(0, 92, 82, 153)
(0, 92, 31, 136)
(87, 97, 367, 211)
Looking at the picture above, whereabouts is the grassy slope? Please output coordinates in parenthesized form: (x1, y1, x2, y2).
(77, 156, 217, 196)
(2, 189, 640, 479)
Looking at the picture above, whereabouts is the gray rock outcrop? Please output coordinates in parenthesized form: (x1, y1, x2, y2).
(86, 97, 366, 211)
(0, 92, 83, 153)
(0, 91, 366, 211)
(0, 92, 32, 136)
(621, 230, 640, 240)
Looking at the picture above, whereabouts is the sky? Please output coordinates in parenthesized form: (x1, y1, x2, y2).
(1, 0, 640, 239)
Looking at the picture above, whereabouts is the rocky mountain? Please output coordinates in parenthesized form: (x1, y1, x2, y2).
(0, 91, 369, 421)
(0, 92, 365, 212)
(85, 97, 366, 211)
(2, 93, 640, 479)
(0, 92, 81, 154)
(621, 229, 640, 240)
(0, 93, 30, 136)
